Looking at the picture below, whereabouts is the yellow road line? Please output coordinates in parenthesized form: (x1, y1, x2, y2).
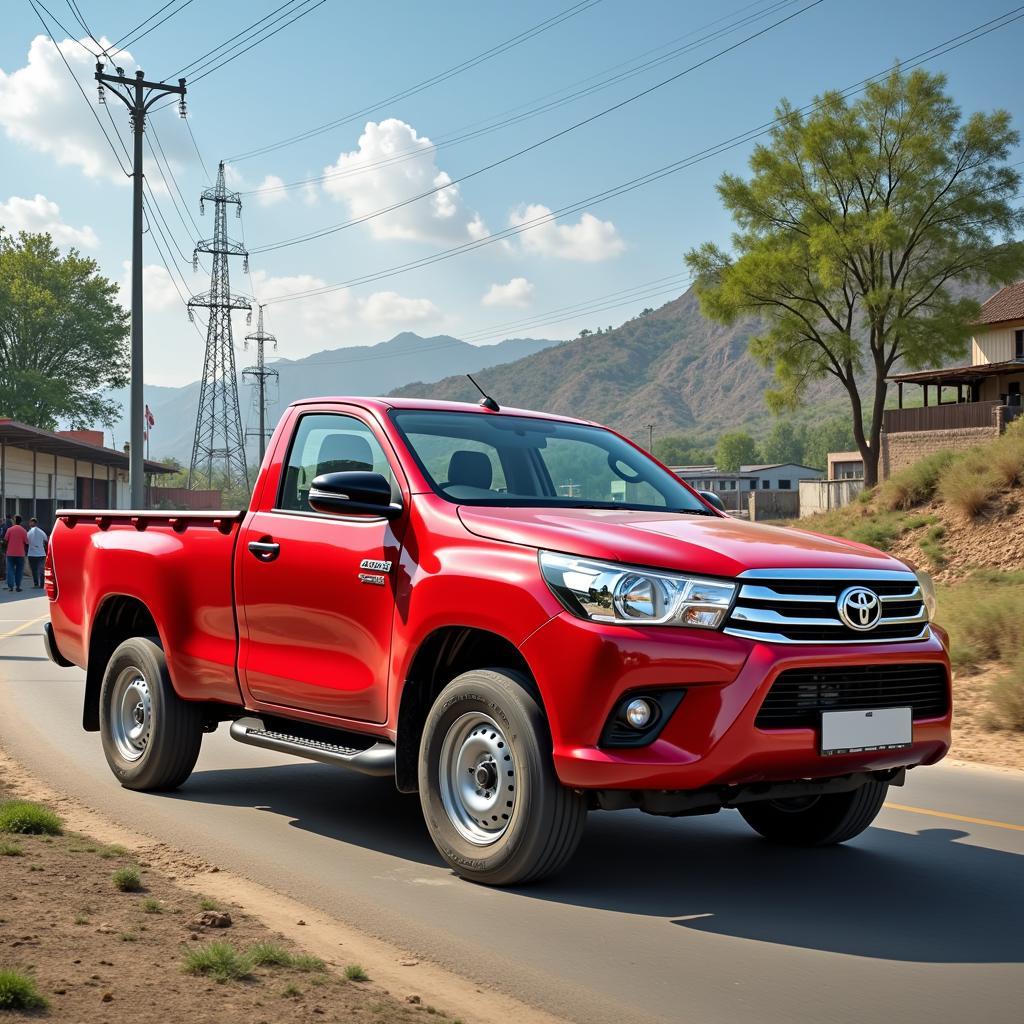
(0, 613, 49, 642)
(885, 802, 1024, 833)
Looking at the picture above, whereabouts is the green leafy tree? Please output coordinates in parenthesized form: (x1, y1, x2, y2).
(0, 231, 129, 429)
(653, 434, 714, 466)
(761, 420, 806, 465)
(802, 416, 857, 471)
(715, 430, 759, 471)
(686, 69, 1024, 485)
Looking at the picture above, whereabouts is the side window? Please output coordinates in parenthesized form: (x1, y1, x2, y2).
(278, 413, 397, 512)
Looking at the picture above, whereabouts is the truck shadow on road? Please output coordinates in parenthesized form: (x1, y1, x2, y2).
(169, 763, 1022, 964)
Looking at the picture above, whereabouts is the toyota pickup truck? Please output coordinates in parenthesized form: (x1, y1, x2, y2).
(44, 396, 951, 885)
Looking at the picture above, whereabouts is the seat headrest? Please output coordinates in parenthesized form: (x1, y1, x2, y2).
(447, 450, 493, 490)
(316, 432, 373, 474)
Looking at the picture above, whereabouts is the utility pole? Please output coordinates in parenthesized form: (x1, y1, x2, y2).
(95, 62, 186, 509)
(188, 161, 251, 491)
(243, 306, 279, 465)
(647, 424, 654, 451)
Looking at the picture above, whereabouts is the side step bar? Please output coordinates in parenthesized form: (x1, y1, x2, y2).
(229, 717, 395, 778)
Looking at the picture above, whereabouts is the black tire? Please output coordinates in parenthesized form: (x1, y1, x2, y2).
(738, 780, 889, 846)
(99, 637, 203, 791)
(418, 668, 587, 886)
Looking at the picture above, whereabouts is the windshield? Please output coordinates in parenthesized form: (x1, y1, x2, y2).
(390, 410, 710, 513)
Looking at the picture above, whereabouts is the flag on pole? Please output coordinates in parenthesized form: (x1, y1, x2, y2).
(143, 405, 155, 444)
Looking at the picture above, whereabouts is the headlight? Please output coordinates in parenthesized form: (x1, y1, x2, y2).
(914, 568, 937, 621)
(539, 551, 736, 628)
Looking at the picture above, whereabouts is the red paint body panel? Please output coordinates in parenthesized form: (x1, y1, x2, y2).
(49, 396, 953, 792)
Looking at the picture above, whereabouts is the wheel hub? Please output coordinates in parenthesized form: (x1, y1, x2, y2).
(111, 668, 152, 763)
(439, 713, 517, 846)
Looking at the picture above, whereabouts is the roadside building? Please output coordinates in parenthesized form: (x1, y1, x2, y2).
(827, 451, 864, 480)
(0, 420, 171, 529)
(739, 463, 822, 491)
(883, 281, 1024, 477)
(669, 466, 759, 512)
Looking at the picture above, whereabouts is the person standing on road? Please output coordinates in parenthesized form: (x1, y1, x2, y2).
(26, 518, 48, 589)
(4, 515, 28, 592)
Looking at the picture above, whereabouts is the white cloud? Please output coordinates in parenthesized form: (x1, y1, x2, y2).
(322, 119, 486, 242)
(482, 277, 534, 307)
(0, 193, 98, 248)
(508, 203, 625, 262)
(119, 260, 179, 312)
(360, 290, 440, 325)
(252, 175, 287, 207)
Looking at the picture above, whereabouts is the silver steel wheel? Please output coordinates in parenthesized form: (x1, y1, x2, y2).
(110, 666, 152, 763)
(438, 712, 517, 846)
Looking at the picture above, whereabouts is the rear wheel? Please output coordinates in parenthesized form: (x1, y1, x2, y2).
(99, 637, 203, 791)
(418, 668, 587, 886)
(738, 780, 889, 846)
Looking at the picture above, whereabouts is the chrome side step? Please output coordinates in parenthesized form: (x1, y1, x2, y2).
(229, 716, 395, 777)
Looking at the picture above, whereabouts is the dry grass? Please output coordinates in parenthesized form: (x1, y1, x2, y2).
(877, 450, 956, 511)
(937, 459, 1000, 519)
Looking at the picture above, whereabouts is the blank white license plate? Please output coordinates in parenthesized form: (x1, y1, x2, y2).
(821, 707, 912, 755)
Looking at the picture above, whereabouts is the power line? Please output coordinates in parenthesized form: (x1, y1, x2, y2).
(263, 4, 1024, 305)
(185, 117, 211, 182)
(250, 0, 824, 254)
(226, 0, 606, 162)
(117, 0, 196, 51)
(240, 0, 800, 199)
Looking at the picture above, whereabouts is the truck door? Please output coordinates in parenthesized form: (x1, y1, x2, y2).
(236, 410, 404, 723)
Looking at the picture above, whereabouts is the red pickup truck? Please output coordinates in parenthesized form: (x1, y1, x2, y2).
(44, 396, 951, 885)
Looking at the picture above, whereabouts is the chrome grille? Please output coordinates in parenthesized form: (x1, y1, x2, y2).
(723, 568, 929, 645)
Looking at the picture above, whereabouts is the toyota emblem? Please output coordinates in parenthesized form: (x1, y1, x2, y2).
(837, 586, 882, 631)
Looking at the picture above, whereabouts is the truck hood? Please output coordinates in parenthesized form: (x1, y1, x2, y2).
(457, 506, 908, 578)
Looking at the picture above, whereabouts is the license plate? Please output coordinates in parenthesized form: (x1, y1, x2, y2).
(821, 707, 912, 755)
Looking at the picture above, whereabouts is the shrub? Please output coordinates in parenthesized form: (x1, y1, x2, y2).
(344, 964, 368, 982)
(878, 450, 956, 511)
(0, 841, 23, 856)
(198, 897, 220, 911)
(292, 954, 326, 973)
(281, 983, 302, 998)
(248, 942, 292, 967)
(112, 866, 142, 892)
(98, 843, 128, 859)
(0, 799, 63, 835)
(182, 941, 253, 983)
(937, 574, 1024, 671)
(986, 657, 1024, 731)
(0, 968, 48, 1010)
(140, 898, 162, 914)
(937, 460, 1000, 518)
(988, 434, 1024, 488)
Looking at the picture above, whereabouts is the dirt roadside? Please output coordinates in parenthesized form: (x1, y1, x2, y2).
(0, 748, 563, 1024)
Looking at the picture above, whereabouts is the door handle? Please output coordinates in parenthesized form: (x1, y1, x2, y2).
(247, 540, 280, 562)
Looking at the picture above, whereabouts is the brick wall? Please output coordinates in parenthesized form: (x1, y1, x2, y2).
(881, 425, 999, 478)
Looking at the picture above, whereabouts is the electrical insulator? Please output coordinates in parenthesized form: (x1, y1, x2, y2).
(243, 256, 249, 273)
(97, 84, 105, 105)
(187, 308, 194, 323)
(192, 253, 198, 272)
(236, 205, 241, 219)
(199, 199, 205, 216)
(178, 98, 187, 118)
(246, 310, 252, 326)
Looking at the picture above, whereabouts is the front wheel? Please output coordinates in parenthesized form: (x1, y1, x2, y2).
(738, 780, 889, 846)
(418, 668, 587, 886)
(99, 637, 203, 791)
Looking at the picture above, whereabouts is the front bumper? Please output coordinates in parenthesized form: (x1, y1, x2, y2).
(519, 612, 951, 791)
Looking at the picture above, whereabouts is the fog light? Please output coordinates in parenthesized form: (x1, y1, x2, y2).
(625, 698, 654, 729)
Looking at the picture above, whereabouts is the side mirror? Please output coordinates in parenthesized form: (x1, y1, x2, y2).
(698, 489, 726, 512)
(309, 471, 402, 520)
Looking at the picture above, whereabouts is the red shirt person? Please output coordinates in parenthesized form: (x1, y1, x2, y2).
(5, 516, 29, 592)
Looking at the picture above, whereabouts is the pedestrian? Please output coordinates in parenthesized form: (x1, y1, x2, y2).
(0, 515, 11, 545)
(4, 514, 28, 593)
(26, 517, 48, 589)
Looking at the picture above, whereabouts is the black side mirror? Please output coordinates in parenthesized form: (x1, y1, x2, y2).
(698, 489, 727, 512)
(309, 471, 402, 520)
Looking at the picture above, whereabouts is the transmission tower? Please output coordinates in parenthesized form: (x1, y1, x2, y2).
(243, 305, 280, 465)
(188, 161, 251, 490)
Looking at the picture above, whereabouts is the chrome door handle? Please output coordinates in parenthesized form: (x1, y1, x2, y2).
(247, 540, 280, 562)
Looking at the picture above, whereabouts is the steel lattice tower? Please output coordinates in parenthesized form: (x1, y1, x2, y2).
(243, 305, 280, 465)
(188, 160, 251, 489)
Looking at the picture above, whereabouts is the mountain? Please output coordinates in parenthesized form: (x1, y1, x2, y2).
(107, 332, 560, 463)
(390, 287, 847, 444)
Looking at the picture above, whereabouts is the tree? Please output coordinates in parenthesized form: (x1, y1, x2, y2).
(761, 420, 805, 465)
(0, 231, 129, 429)
(715, 430, 759, 471)
(802, 416, 857, 471)
(653, 433, 714, 466)
(686, 69, 1024, 485)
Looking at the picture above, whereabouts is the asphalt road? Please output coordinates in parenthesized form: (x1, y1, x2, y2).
(2, 592, 1022, 1024)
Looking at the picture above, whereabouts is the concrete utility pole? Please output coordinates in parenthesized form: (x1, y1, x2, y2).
(243, 306, 279, 465)
(95, 63, 187, 508)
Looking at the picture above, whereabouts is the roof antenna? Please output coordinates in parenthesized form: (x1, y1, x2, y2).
(466, 373, 500, 412)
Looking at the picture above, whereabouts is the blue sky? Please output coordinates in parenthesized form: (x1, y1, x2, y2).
(2, 0, 1023, 386)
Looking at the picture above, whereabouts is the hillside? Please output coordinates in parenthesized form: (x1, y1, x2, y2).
(106, 332, 559, 463)
(390, 286, 848, 444)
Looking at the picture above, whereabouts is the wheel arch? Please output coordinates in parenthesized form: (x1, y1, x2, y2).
(394, 625, 540, 793)
(83, 594, 162, 732)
